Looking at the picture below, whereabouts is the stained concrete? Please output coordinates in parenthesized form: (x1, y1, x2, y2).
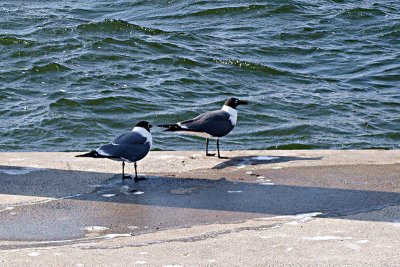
(0, 150, 399, 266)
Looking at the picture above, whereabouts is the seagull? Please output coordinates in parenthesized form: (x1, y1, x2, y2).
(76, 121, 152, 181)
(158, 97, 248, 158)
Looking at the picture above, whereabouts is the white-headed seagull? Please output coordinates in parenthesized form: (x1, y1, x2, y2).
(158, 98, 248, 158)
(76, 121, 152, 181)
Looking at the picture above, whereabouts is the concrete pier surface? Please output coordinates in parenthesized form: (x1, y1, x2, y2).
(0, 150, 399, 266)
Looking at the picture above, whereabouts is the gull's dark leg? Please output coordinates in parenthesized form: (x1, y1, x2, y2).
(134, 161, 147, 182)
(216, 138, 227, 159)
(122, 161, 132, 180)
(217, 138, 221, 158)
(206, 137, 215, 156)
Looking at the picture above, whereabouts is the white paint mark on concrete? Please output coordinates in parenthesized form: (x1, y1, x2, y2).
(105, 233, 131, 239)
(260, 182, 275, 185)
(253, 156, 279, 161)
(120, 185, 130, 194)
(27, 252, 41, 257)
(102, 194, 116, 198)
(286, 212, 322, 225)
(303, 235, 353, 241)
(85, 226, 109, 232)
(62, 194, 83, 199)
(227, 191, 243, 193)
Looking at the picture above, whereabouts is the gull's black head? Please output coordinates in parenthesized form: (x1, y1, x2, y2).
(135, 121, 152, 132)
(224, 97, 248, 109)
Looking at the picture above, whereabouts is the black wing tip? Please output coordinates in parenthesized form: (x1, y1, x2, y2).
(75, 150, 97, 157)
(157, 124, 182, 132)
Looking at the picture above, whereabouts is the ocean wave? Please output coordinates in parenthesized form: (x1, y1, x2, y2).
(0, 36, 34, 46)
(30, 63, 71, 74)
(212, 59, 287, 75)
(266, 144, 318, 150)
(338, 7, 386, 20)
(187, 4, 268, 17)
(49, 98, 80, 108)
(77, 19, 168, 35)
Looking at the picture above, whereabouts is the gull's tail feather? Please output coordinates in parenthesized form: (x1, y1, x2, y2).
(157, 124, 183, 132)
(75, 150, 99, 158)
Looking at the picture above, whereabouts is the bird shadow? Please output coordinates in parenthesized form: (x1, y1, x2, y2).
(212, 155, 323, 169)
(0, 164, 399, 242)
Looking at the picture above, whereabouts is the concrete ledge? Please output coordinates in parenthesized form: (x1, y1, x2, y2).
(0, 150, 399, 266)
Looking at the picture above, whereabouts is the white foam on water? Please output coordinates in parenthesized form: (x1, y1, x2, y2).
(85, 226, 109, 232)
(27, 252, 41, 257)
(236, 164, 247, 169)
(133, 191, 144, 195)
(256, 176, 265, 179)
(0, 167, 43, 175)
(253, 156, 279, 161)
(271, 166, 283, 169)
(303, 235, 353, 241)
(5, 207, 14, 210)
(227, 191, 243, 193)
(356, 240, 369, 244)
(246, 171, 253, 175)
(102, 194, 116, 198)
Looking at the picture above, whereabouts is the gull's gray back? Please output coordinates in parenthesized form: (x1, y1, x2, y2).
(181, 110, 234, 137)
(98, 131, 150, 162)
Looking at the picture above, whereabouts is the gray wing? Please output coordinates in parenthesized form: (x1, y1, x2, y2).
(97, 132, 150, 162)
(180, 110, 234, 137)
(112, 131, 147, 145)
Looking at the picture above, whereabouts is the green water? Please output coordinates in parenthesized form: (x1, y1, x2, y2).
(1, 0, 399, 151)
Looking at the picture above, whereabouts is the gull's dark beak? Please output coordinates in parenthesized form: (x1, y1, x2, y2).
(238, 100, 248, 105)
(149, 124, 153, 128)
